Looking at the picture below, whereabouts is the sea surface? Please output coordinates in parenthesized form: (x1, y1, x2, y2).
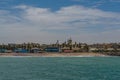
(0, 57, 120, 80)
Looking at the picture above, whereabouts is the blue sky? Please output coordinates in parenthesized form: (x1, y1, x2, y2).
(0, 0, 120, 43)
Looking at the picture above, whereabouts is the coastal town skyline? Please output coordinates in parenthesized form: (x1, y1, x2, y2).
(0, 0, 120, 43)
(0, 38, 120, 56)
(0, 38, 120, 44)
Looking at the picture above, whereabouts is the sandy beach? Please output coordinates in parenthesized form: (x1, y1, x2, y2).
(0, 53, 107, 57)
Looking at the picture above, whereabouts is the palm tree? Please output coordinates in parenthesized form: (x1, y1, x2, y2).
(83, 44, 89, 52)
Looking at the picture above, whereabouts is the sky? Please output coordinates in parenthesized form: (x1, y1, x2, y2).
(0, 0, 120, 44)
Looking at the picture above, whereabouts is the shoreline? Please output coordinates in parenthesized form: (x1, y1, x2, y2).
(0, 53, 108, 57)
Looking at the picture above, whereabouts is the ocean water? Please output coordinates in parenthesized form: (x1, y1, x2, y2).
(0, 57, 120, 80)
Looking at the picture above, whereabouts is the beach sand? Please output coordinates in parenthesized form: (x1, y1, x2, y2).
(0, 52, 107, 57)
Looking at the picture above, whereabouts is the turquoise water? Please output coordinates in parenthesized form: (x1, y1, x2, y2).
(0, 57, 120, 80)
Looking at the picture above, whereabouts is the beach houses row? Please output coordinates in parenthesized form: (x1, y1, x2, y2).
(0, 39, 120, 53)
(0, 47, 61, 53)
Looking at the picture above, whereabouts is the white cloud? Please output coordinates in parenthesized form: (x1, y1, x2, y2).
(0, 5, 120, 43)
(110, 0, 120, 2)
(92, 0, 105, 8)
(15, 5, 120, 28)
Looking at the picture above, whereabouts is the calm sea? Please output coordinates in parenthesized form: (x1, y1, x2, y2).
(0, 57, 120, 80)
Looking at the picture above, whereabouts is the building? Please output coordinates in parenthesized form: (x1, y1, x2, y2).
(0, 49, 6, 53)
(14, 48, 28, 53)
(45, 47, 60, 52)
(30, 48, 41, 53)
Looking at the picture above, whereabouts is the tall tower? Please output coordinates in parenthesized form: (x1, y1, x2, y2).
(56, 40, 59, 47)
(67, 38, 72, 50)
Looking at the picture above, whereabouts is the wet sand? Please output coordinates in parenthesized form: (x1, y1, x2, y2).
(0, 53, 107, 57)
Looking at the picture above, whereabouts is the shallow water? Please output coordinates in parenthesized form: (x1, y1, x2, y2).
(0, 57, 120, 80)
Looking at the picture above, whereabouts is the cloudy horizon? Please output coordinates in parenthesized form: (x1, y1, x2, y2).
(0, 0, 120, 44)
